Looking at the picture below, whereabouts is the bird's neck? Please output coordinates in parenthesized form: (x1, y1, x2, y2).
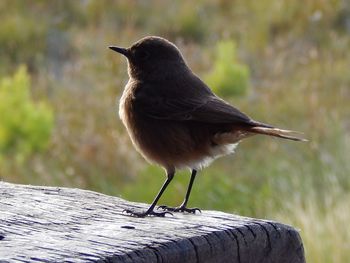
(128, 61, 189, 82)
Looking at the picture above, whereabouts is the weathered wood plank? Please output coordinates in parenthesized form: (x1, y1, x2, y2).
(0, 182, 305, 263)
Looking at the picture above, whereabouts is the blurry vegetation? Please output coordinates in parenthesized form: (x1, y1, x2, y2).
(0, 10, 47, 74)
(206, 40, 249, 97)
(0, 1, 349, 262)
(0, 66, 53, 162)
(157, 3, 207, 42)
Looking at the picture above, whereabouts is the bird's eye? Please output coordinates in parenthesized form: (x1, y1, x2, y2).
(136, 50, 150, 60)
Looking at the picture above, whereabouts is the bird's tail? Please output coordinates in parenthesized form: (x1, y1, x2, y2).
(249, 126, 308, 142)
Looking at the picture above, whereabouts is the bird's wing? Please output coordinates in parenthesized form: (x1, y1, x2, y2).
(133, 75, 256, 125)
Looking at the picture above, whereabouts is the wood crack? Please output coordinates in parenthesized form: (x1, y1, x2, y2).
(188, 238, 199, 263)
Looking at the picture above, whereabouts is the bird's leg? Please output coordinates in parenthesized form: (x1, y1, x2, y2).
(158, 169, 201, 214)
(124, 171, 174, 217)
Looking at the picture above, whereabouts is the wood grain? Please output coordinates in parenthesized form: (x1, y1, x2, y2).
(0, 182, 305, 263)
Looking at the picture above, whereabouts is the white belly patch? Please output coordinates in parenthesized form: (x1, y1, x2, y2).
(178, 143, 239, 171)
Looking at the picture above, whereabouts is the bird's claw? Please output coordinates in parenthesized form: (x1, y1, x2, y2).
(123, 208, 173, 217)
(157, 205, 201, 214)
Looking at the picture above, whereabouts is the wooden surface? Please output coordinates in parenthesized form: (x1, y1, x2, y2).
(0, 182, 305, 263)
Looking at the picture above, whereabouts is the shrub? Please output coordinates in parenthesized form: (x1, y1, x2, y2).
(0, 66, 54, 162)
(205, 40, 250, 97)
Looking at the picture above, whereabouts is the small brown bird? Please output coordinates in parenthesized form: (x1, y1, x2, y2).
(109, 36, 306, 217)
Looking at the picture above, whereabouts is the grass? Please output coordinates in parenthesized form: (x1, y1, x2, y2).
(275, 191, 350, 263)
(0, 1, 349, 262)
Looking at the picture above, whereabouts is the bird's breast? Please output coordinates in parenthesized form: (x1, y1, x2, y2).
(119, 81, 137, 137)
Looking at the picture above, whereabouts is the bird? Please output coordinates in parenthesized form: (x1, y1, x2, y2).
(109, 36, 306, 217)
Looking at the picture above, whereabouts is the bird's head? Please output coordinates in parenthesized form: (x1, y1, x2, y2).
(109, 36, 188, 81)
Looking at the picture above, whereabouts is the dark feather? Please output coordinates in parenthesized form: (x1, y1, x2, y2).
(133, 72, 259, 126)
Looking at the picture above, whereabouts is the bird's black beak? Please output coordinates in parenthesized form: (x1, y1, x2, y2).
(109, 46, 129, 57)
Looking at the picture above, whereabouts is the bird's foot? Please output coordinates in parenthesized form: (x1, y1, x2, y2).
(157, 205, 201, 214)
(123, 208, 173, 218)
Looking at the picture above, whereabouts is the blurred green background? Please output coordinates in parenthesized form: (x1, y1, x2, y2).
(0, 0, 349, 261)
